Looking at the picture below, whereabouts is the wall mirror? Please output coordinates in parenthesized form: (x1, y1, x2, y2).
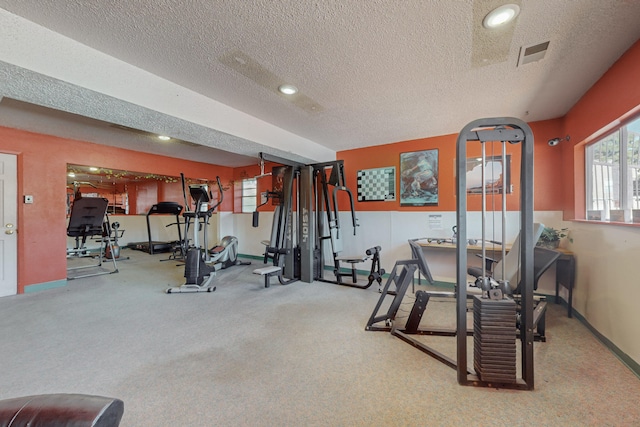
(66, 164, 191, 215)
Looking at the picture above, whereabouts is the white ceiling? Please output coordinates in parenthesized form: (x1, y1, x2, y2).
(1, 1, 640, 167)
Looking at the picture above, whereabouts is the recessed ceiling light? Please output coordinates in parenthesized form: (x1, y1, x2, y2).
(89, 167, 98, 171)
(278, 84, 298, 95)
(483, 4, 520, 29)
(68, 172, 76, 177)
(158, 135, 171, 141)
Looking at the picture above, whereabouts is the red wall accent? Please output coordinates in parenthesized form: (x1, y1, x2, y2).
(0, 126, 232, 293)
(562, 39, 640, 219)
(338, 119, 565, 212)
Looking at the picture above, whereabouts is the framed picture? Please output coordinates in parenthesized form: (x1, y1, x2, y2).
(466, 155, 511, 194)
(357, 167, 396, 201)
(400, 149, 438, 206)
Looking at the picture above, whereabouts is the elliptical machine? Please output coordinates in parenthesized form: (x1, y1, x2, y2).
(166, 177, 223, 294)
(209, 236, 251, 269)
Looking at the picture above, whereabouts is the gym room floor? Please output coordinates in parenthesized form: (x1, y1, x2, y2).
(1, 248, 639, 426)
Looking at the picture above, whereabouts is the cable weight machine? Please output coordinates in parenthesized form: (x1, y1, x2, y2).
(253, 153, 383, 287)
(366, 118, 539, 390)
(455, 117, 537, 389)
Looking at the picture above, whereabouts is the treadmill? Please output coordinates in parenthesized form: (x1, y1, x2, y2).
(128, 202, 183, 254)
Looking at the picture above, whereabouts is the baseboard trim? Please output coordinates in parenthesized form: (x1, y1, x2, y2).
(570, 309, 640, 379)
(24, 279, 67, 293)
(239, 254, 264, 261)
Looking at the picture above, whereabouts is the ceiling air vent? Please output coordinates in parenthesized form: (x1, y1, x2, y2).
(517, 41, 550, 66)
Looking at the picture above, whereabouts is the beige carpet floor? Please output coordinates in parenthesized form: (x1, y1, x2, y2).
(0, 248, 638, 426)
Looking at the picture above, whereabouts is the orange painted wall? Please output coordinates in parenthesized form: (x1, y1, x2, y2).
(337, 119, 565, 212)
(0, 126, 233, 293)
(562, 39, 640, 219)
(230, 120, 565, 216)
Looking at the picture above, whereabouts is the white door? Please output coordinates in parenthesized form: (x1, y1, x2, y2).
(0, 153, 18, 297)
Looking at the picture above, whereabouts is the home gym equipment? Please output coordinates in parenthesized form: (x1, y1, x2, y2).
(453, 118, 540, 390)
(166, 183, 216, 293)
(66, 196, 119, 279)
(127, 202, 184, 255)
(253, 197, 300, 288)
(432, 118, 542, 389)
(253, 153, 384, 288)
(209, 235, 251, 269)
(166, 177, 224, 293)
(334, 246, 384, 289)
(467, 241, 561, 342)
(105, 221, 126, 260)
(365, 118, 543, 390)
(364, 258, 419, 332)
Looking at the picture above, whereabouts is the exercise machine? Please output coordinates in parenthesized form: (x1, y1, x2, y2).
(66, 196, 119, 279)
(333, 246, 384, 289)
(364, 259, 419, 332)
(253, 163, 301, 287)
(209, 235, 251, 269)
(453, 117, 540, 389)
(166, 176, 250, 292)
(365, 118, 543, 390)
(252, 153, 384, 288)
(105, 221, 127, 260)
(127, 202, 184, 255)
(166, 179, 222, 293)
(311, 160, 385, 288)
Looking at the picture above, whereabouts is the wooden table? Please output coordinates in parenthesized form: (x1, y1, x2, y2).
(554, 249, 575, 318)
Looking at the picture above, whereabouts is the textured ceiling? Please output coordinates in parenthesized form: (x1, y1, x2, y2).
(1, 0, 640, 167)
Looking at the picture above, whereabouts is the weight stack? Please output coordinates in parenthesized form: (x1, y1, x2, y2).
(473, 295, 517, 384)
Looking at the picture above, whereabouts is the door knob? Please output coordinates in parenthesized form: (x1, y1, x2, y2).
(5, 230, 14, 235)
(4, 223, 14, 234)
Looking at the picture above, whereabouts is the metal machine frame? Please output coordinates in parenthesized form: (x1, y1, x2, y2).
(455, 117, 536, 389)
(257, 153, 377, 287)
(66, 197, 119, 279)
(166, 177, 224, 293)
(364, 259, 419, 332)
(365, 118, 537, 390)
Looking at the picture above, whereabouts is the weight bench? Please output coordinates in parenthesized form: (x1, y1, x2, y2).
(253, 265, 282, 288)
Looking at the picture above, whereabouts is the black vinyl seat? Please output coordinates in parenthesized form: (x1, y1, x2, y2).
(517, 246, 561, 294)
(0, 393, 124, 427)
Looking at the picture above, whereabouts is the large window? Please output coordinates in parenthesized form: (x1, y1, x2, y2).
(586, 115, 640, 221)
(241, 178, 257, 213)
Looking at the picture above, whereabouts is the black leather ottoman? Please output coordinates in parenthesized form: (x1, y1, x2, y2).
(0, 393, 123, 427)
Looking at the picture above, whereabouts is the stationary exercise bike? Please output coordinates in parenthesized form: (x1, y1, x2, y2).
(166, 178, 222, 294)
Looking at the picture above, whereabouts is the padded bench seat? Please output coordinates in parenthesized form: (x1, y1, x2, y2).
(334, 255, 369, 263)
(253, 265, 282, 288)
